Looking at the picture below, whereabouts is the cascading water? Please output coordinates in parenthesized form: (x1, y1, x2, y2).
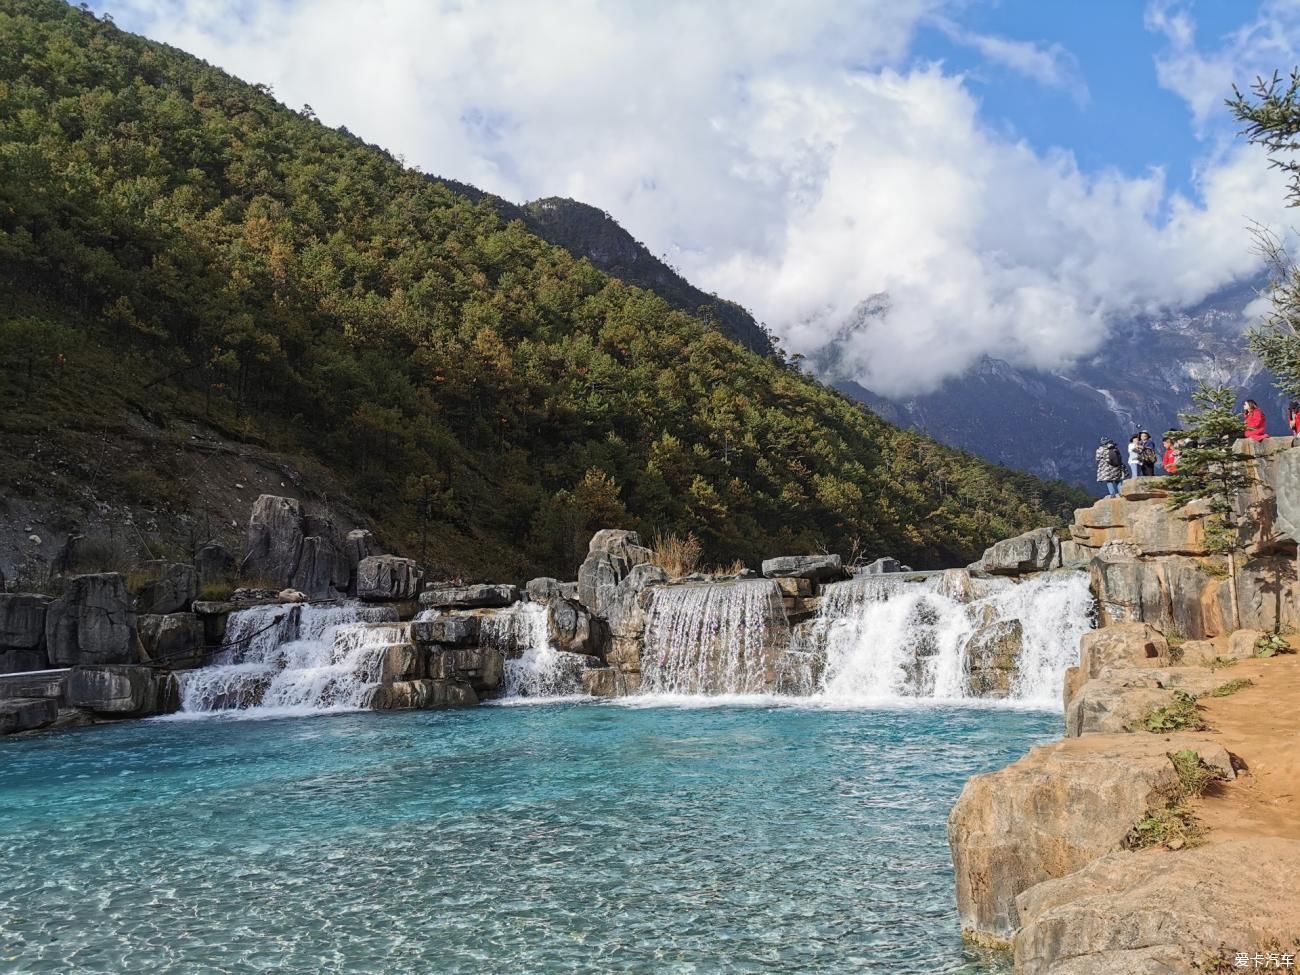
(641, 579, 790, 695)
(809, 570, 1093, 706)
(177, 603, 399, 716)
(483, 602, 587, 699)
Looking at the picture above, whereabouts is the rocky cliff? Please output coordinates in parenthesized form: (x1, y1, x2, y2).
(948, 437, 1300, 973)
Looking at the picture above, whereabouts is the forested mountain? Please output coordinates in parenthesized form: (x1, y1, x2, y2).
(0, 0, 1087, 581)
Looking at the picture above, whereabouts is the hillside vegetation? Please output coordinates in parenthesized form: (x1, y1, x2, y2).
(0, 0, 1087, 580)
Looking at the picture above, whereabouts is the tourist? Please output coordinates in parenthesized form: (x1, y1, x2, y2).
(1138, 431, 1158, 476)
(1244, 399, 1268, 441)
(1162, 431, 1180, 474)
(1096, 437, 1124, 495)
(1127, 434, 1143, 480)
(1288, 400, 1300, 436)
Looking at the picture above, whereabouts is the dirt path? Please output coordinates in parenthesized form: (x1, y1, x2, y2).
(1195, 654, 1300, 842)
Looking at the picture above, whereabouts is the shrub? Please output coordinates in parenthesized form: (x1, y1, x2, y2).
(650, 532, 702, 579)
(1169, 749, 1224, 797)
(1207, 656, 1239, 672)
(1255, 634, 1294, 657)
(1207, 678, 1253, 697)
(1144, 691, 1208, 733)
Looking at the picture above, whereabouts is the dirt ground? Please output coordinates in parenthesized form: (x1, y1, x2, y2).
(1195, 653, 1300, 842)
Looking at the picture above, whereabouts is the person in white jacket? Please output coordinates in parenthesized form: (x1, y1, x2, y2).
(1127, 434, 1143, 479)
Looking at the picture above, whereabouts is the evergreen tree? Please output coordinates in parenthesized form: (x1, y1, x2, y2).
(1163, 384, 1255, 628)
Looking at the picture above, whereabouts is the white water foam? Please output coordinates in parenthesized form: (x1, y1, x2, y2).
(484, 602, 588, 700)
(177, 603, 400, 716)
(811, 570, 1093, 707)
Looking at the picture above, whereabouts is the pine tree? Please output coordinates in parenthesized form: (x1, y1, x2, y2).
(1162, 383, 1255, 628)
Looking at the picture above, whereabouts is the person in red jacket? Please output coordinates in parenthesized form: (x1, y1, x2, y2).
(1287, 400, 1300, 436)
(1244, 399, 1268, 442)
(1162, 431, 1179, 473)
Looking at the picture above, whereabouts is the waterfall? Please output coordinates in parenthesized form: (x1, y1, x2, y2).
(483, 603, 587, 700)
(641, 580, 790, 695)
(810, 571, 1092, 706)
(177, 603, 399, 716)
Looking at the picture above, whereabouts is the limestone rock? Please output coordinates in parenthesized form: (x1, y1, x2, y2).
(860, 557, 904, 574)
(1118, 477, 1170, 501)
(948, 733, 1235, 939)
(428, 646, 503, 692)
(194, 542, 236, 586)
(1077, 623, 1167, 679)
(966, 618, 1023, 697)
(137, 613, 205, 669)
(1057, 540, 1090, 570)
(577, 529, 653, 617)
(45, 573, 138, 667)
(0, 697, 58, 735)
(526, 577, 564, 602)
(1273, 445, 1300, 544)
(411, 615, 480, 647)
(65, 664, 161, 716)
(1228, 629, 1266, 660)
(0, 672, 64, 701)
(373, 643, 422, 683)
(1064, 669, 1220, 737)
(580, 667, 641, 697)
(977, 528, 1060, 576)
(278, 588, 308, 603)
(0, 593, 51, 673)
(546, 597, 606, 656)
(356, 556, 424, 602)
(132, 561, 198, 615)
(600, 563, 669, 677)
(368, 678, 478, 710)
(240, 495, 349, 598)
(772, 576, 812, 597)
(760, 554, 844, 581)
(1013, 839, 1300, 975)
(0, 593, 51, 649)
(420, 584, 519, 609)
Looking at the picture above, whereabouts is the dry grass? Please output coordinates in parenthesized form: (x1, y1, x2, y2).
(650, 531, 702, 579)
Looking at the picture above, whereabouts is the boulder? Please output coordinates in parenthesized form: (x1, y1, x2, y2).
(356, 556, 424, 602)
(1013, 839, 1300, 975)
(1, 642, 49, 675)
(601, 563, 670, 675)
(1118, 477, 1170, 501)
(760, 554, 844, 581)
(420, 584, 519, 609)
(860, 557, 904, 574)
(241, 495, 306, 586)
(65, 664, 161, 716)
(373, 643, 422, 683)
(772, 576, 812, 597)
(411, 614, 480, 647)
(948, 733, 1235, 939)
(546, 597, 607, 656)
(1056, 540, 1090, 570)
(428, 646, 504, 692)
(367, 679, 478, 710)
(132, 561, 198, 615)
(966, 618, 1024, 698)
(976, 528, 1060, 576)
(0, 672, 64, 701)
(0, 697, 59, 735)
(1127, 498, 1211, 556)
(1077, 623, 1168, 680)
(577, 529, 653, 617)
(1064, 669, 1220, 737)
(0, 593, 51, 650)
(194, 542, 236, 586)
(1273, 445, 1300, 544)
(580, 667, 641, 697)
(44, 573, 138, 667)
(137, 613, 205, 669)
(278, 588, 308, 603)
(192, 601, 231, 646)
(240, 495, 348, 597)
(525, 577, 575, 602)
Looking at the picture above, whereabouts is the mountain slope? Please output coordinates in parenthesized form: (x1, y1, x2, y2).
(0, 0, 1087, 583)
(822, 280, 1274, 491)
(433, 180, 775, 355)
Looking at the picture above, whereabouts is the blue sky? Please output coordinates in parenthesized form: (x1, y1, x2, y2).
(96, 0, 1298, 393)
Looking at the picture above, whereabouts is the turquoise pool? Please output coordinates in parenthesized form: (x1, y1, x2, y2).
(0, 701, 1057, 973)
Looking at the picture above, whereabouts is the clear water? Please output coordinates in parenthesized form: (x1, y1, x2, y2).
(0, 702, 1057, 974)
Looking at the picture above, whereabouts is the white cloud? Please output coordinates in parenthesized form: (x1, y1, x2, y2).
(99, 0, 1292, 396)
(932, 17, 1089, 105)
